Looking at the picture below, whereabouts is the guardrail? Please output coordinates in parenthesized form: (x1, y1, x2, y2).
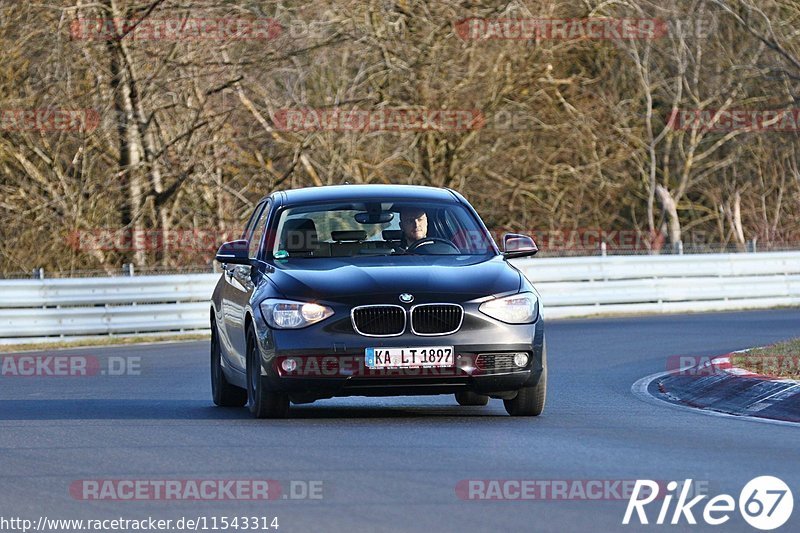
(1, 251, 799, 344)
(518, 251, 800, 319)
(0, 274, 218, 344)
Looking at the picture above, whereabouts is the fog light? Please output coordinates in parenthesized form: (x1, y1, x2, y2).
(281, 358, 298, 372)
(513, 352, 529, 367)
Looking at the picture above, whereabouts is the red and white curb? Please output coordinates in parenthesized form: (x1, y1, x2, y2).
(632, 349, 800, 428)
(692, 349, 800, 383)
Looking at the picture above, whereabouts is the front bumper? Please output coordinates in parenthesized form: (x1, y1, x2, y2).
(252, 307, 545, 402)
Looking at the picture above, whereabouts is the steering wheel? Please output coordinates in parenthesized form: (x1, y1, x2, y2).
(406, 237, 461, 254)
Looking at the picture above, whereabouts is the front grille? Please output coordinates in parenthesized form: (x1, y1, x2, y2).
(411, 304, 463, 335)
(351, 305, 406, 336)
(475, 353, 517, 372)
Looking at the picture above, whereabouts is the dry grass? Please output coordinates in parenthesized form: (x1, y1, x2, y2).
(731, 338, 800, 380)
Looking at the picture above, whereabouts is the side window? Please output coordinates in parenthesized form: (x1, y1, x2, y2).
(241, 202, 266, 241)
(248, 201, 271, 259)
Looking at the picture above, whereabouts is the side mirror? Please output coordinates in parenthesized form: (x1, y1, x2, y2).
(215, 240, 251, 265)
(502, 233, 538, 259)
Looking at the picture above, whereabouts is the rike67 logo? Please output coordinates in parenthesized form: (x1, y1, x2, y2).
(623, 477, 793, 530)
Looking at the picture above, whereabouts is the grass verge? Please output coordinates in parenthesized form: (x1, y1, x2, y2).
(0, 333, 210, 353)
(731, 338, 800, 380)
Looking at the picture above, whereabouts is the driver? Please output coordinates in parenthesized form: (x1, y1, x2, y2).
(398, 206, 428, 251)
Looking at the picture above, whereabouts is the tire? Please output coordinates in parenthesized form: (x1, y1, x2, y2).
(503, 372, 546, 416)
(504, 340, 547, 417)
(246, 326, 289, 419)
(455, 391, 489, 406)
(210, 322, 247, 407)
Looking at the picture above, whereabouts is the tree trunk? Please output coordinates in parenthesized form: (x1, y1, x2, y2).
(655, 185, 682, 249)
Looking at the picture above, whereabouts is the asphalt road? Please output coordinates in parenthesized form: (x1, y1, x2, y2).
(1, 309, 799, 533)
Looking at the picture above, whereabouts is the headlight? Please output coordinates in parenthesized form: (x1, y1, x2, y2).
(260, 299, 334, 329)
(479, 292, 539, 324)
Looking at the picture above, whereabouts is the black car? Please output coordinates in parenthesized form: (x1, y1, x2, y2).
(210, 184, 545, 418)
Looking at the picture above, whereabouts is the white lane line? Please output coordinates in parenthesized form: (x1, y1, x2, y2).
(631, 371, 800, 429)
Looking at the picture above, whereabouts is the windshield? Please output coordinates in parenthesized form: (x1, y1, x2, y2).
(270, 200, 496, 259)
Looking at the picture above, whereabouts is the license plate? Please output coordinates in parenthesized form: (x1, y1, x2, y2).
(365, 346, 454, 369)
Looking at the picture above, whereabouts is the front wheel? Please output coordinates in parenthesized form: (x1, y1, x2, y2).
(504, 341, 547, 416)
(503, 369, 546, 416)
(246, 327, 289, 419)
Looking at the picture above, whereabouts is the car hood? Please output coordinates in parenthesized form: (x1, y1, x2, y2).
(266, 255, 521, 304)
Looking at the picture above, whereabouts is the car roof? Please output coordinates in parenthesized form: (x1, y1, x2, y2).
(266, 184, 460, 206)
